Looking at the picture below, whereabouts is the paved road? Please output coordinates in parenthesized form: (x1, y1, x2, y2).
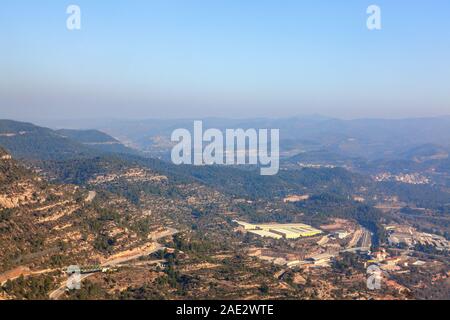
(341, 247, 370, 253)
(361, 228, 372, 249)
(341, 228, 372, 253)
(49, 227, 178, 300)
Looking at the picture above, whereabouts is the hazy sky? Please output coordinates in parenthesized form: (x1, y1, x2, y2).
(1, 0, 450, 121)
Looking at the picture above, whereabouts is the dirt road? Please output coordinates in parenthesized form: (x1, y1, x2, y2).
(0, 267, 56, 286)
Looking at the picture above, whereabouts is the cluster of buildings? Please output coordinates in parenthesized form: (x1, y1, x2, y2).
(373, 172, 430, 185)
(283, 195, 310, 203)
(235, 221, 322, 240)
(297, 163, 336, 169)
(386, 225, 450, 251)
(89, 168, 168, 185)
(0, 154, 12, 160)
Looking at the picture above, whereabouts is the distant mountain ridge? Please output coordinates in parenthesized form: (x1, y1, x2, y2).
(0, 120, 138, 160)
(400, 144, 449, 163)
(53, 116, 450, 160)
(56, 129, 139, 155)
(57, 129, 119, 144)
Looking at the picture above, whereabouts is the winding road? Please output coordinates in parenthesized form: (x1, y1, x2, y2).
(49, 227, 178, 300)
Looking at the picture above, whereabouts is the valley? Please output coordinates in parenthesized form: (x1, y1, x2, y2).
(0, 118, 449, 300)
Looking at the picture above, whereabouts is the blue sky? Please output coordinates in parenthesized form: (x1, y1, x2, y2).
(1, 0, 450, 120)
